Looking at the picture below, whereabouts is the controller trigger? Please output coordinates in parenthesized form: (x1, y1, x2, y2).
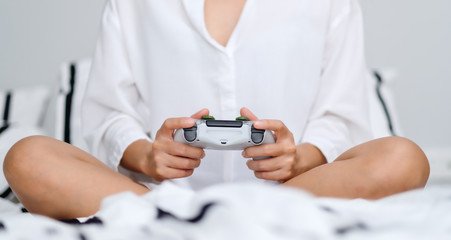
(183, 124, 197, 142)
(251, 124, 265, 144)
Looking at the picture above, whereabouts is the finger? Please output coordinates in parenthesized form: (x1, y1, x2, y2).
(242, 143, 285, 159)
(156, 166, 195, 180)
(253, 119, 292, 140)
(168, 168, 195, 179)
(167, 142, 206, 160)
(164, 154, 202, 170)
(240, 107, 259, 121)
(246, 158, 284, 172)
(254, 168, 292, 182)
(191, 108, 210, 119)
(153, 139, 205, 160)
(158, 117, 196, 137)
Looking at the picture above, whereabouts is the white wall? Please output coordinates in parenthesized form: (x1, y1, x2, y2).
(1, 0, 450, 150)
(360, 0, 451, 150)
(0, 0, 107, 88)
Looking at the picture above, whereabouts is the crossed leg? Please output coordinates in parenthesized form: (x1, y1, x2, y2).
(3, 136, 429, 219)
(284, 136, 430, 198)
(3, 136, 149, 219)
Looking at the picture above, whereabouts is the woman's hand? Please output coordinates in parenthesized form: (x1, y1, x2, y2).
(240, 107, 327, 182)
(121, 109, 209, 182)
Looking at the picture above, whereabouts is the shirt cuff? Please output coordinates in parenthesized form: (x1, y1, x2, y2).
(104, 119, 151, 171)
(301, 137, 339, 163)
(301, 117, 351, 163)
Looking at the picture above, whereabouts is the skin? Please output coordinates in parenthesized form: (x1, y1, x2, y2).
(120, 109, 209, 182)
(3, 0, 430, 219)
(121, 107, 327, 184)
(241, 108, 327, 183)
(3, 107, 429, 219)
(204, 0, 247, 47)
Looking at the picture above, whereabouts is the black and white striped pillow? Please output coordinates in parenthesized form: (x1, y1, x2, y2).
(0, 91, 12, 200)
(0, 91, 12, 135)
(368, 70, 401, 138)
(0, 86, 49, 131)
(54, 59, 91, 152)
(0, 86, 50, 200)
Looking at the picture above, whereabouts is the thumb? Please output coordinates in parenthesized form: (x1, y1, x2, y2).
(191, 108, 210, 119)
(240, 107, 259, 121)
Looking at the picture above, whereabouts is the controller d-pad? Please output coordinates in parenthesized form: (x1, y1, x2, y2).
(251, 125, 265, 144)
(183, 124, 197, 142)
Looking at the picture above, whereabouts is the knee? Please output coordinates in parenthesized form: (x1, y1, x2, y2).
(3, 135, 52, 184)
(377, 136, 430, 190)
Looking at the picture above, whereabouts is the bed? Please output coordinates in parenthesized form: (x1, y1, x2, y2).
(1, 182, 451, 239)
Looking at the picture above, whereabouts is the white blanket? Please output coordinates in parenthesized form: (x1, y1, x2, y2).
(1, 182, 450, 240)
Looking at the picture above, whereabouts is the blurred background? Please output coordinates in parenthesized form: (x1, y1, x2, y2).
(0, 0, 450, 184)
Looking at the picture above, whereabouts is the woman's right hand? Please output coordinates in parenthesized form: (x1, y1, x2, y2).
(121, 109, 209, 182)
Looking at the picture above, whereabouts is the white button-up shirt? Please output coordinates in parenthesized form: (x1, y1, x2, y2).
(82, 0, 372, 190)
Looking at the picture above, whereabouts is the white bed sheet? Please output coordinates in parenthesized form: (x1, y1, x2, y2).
(1, 182, 450, 240)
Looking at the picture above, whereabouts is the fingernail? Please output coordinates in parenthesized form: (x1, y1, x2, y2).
(253, 121, 261, 128)
(242, 151, 247, 158)
(201, 152, 206, 159)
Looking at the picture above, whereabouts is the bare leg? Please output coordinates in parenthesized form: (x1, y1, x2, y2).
(284, 137, 430, 199)
(3, 136, 149, 219)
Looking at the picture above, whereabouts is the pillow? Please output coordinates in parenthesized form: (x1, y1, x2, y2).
(53, 59, 91, 152)
(367, 69, 402, 139)
(0, 86, 51, 200)
(0, 126, 45, 201)
(0, 86, 50, 129)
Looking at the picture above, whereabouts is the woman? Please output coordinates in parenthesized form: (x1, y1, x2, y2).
(4, 0, 429, 219)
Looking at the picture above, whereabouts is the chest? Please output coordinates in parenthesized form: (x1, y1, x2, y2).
(204, 0, 247, 47)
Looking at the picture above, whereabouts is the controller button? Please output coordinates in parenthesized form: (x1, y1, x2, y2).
(235, 116, 249, 121)
(183, 125, 197, 142)
(251, 132, 264, 144)
(201, 115, 215, 120)
(251, 125, 265, 144)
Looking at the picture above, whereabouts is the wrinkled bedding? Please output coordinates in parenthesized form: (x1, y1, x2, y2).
(1, 182, 451, 240)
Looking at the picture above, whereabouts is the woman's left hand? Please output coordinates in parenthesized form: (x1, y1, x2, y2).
(240, 108, 300, 182)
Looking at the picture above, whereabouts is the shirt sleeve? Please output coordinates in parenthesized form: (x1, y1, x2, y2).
(82, 0, 151, 171)
(301, 0, 373, 162)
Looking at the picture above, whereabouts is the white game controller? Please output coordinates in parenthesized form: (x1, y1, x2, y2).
(174, 116, 275, 155)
